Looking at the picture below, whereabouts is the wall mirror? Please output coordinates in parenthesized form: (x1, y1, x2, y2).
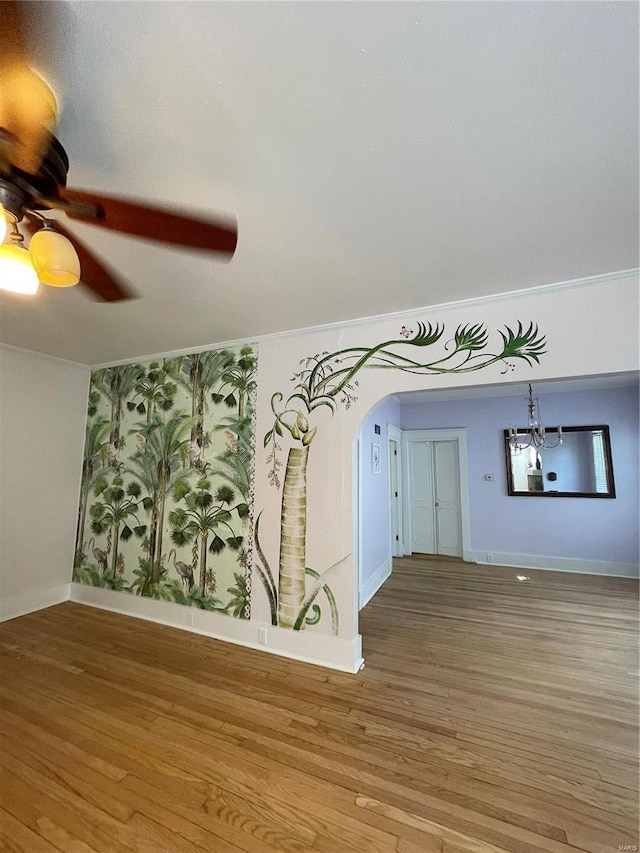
(504, 425, 616, 498)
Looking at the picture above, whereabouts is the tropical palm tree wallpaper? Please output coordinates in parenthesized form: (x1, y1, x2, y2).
(74, 346, 257, 617)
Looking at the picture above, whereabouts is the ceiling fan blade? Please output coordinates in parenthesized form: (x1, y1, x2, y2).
(59, 188, 238, 257)
(0, 2, 58, 175)
(23, 216, 132, 302)
(54, 222, 133, 302)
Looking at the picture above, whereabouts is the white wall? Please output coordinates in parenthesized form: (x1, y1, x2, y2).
(0, 345, 89, 620)
(256, 272, 639, 669)
(358, 396, 401, 607)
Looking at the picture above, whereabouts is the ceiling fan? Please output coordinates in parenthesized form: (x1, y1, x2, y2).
(0, 1, 237, 301)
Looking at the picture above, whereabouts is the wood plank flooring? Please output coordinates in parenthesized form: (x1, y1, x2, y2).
(0, 557, 637, 853)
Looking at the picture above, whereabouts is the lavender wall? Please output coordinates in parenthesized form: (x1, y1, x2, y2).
(400, 384, 639, 567)
(359, 396, 401, 591)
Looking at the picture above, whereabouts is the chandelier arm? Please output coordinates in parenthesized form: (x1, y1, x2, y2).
(509, 384, 563, 452)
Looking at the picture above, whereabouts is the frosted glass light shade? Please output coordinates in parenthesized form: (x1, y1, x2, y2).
(0, 204, 7, 244)
(29, 228, 81, 286)
(0, 244, 40, 295)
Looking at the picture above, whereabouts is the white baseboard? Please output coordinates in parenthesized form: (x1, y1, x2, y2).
(0, 583, 71, 622)
(69, 583, 363, 673)
(359, 557, 392, 609)
(472, 551, 639, 579)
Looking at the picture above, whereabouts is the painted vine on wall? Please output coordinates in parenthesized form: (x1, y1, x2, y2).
(73, 345, 257, 616)
(257, 321, 546, 633)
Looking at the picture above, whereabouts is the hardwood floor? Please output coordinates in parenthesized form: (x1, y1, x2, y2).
(0, 558, 637, 853)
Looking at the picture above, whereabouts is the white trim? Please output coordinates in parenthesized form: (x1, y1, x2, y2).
(401, 428, 472, 560)
(69, 583, 363, 672)
(354, 434, 363, 632)
(91, 338, 261, 370)
(89, 269, 639, 369)
(388, 424, 403, 557)
(360, 558, 392, 609)
(472, 552, 639, 579)
(0, 583, 71, 622)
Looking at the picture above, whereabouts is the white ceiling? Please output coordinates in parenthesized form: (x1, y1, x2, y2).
(0, 1, 638, 365)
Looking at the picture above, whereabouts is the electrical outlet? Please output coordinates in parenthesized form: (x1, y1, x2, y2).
(258, 626, 268, 645)
(486, 553, 494, 563)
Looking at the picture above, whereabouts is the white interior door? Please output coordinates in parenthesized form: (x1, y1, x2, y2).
(408, 440, 436, 553)
(433, 440, 462, 557)
(407, 437, 462, 558)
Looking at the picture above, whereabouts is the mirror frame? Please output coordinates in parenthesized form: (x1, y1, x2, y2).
(503, 424, 616, 498)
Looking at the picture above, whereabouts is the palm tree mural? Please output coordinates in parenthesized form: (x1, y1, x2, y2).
(259, 321, 546, 631)
(88, 475, 147, 575)
(128, 412, 191, 581)
(208, 351, 257, 509)
(73, 561, 129, 591)
(75, 416, 111, 565)
(226, 572, 250, 618)
(211, 413, 254, 501)
(129, 557, 163, 598)
(173, 350, 236, 463)
(169, 478, 247, 595)
(75, 344, 257, 614)
(211, 345, 257, 420)
(92, 363, 145, 466)
(127, 360, 177, 426)
(124, 449, 160, 573)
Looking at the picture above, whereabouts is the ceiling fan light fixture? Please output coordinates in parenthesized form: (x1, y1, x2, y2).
(0, 242, 39, 295)
(29, 227, 81, 287)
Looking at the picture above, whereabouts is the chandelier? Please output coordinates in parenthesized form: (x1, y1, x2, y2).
(508, 384, 563, 450)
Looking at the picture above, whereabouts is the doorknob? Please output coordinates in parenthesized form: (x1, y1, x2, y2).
(435, 502, 439, 506)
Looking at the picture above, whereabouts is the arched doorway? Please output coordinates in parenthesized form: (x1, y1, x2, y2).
(354, 398, 471, 615)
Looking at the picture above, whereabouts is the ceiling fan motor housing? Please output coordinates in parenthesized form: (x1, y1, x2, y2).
(0, 178, 28, 222)
(0, 133, 69, 221)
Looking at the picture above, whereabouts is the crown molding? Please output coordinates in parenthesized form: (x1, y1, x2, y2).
(0, 341, 90, 371)
(89, 268, 639, 370)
